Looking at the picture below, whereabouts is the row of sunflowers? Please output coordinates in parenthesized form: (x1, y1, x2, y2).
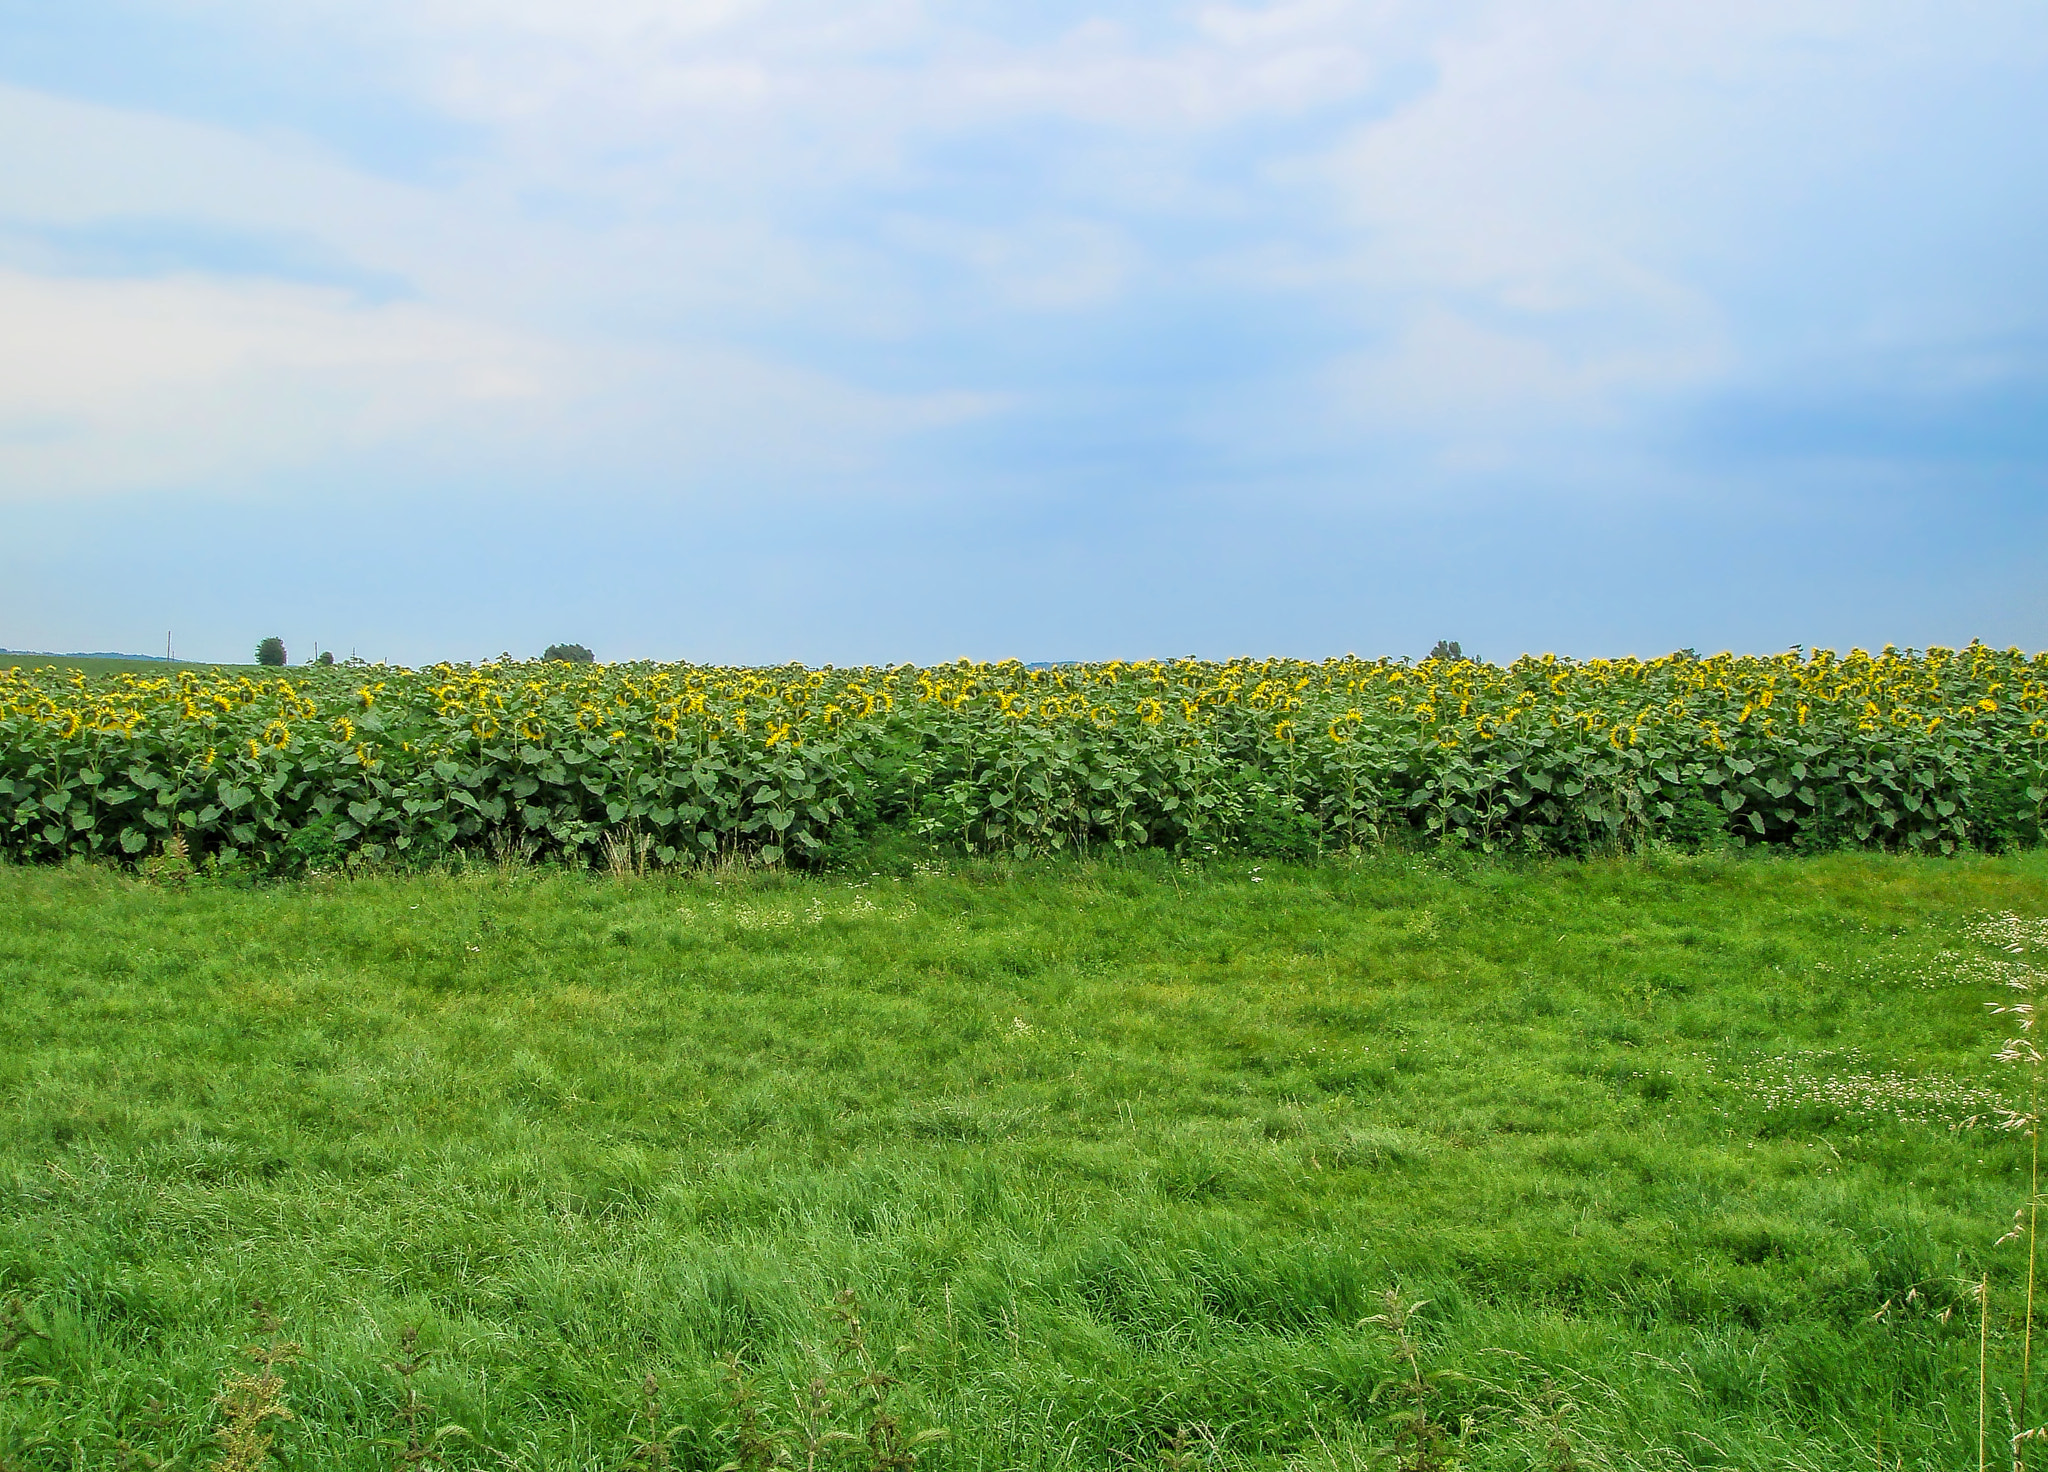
(3, 646, 2045, 869)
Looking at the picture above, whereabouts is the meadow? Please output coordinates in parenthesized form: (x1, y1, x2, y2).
(4, 848, 2047, 1468)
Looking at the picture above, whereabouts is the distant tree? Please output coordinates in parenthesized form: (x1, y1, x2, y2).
(316, 650, 336, 667)
(1427, 640, 1464, 662)
(543, 643, 595, 664)
(256, 636, 287, 667)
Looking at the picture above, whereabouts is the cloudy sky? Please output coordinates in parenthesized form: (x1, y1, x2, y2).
(1, 0, 2043, 665)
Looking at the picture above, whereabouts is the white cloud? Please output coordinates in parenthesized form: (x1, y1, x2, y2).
(0, 0, 2039, 506)
(1304, 0, 2048, 442)
(0, 75, 999, 498)
(0, 268, 557, 496)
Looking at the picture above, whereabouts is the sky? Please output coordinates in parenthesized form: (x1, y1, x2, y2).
(0, 0, 2043, 666)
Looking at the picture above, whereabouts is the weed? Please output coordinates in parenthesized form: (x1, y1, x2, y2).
(710, 1292, 945, 1472)
(488, 828, 537, 876)
(1991, 913, 2048, 1468)
(1365, 1290, 1459, 1472)
(376, 1326, 469, 1469)
(716, 1354, 785, 1471)
(624, 1374, 685, 1471)
(210, 1304, 300, 1472)
(1151, 1424, 1217, 1468)
(114, 1397, 172, 1471)
(1509, 1375, 1583, 1472)
(603, 827, 656, 881)
(0, 1299, 46, 1355)
(139, 829, 194, 884)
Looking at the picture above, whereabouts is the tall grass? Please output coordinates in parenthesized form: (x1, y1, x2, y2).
(2, 849, 2047, 1466)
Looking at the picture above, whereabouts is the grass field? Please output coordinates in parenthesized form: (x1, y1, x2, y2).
(3, 850, 2046, 1469)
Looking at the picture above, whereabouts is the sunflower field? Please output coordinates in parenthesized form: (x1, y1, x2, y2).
(3, 646, 2046, 871)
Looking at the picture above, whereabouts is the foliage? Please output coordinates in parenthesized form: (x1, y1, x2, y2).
(2, 851, 2046, 1466)
(254, 638, 286, 668)
(2, 644, 2045, 873)
(543, 643, 595, 664)
(209, 1307, 300, 1472)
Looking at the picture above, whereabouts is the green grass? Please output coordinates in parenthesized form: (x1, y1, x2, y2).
(2, 850, 2045, 1469)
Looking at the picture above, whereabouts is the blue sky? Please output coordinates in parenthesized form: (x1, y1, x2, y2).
(1, 0, 2043, 665)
